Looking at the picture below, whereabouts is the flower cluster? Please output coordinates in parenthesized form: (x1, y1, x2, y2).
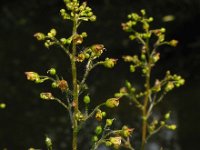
(25, 0, 123, 149)
(117, 9, 185, 149)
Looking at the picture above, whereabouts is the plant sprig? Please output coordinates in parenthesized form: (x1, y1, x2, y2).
(118, 9, 185, 150)
(25, 0, 130, 149)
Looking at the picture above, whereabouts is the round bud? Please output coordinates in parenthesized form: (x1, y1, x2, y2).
(35, 78, 41, 84)
(92, 136, 98, 142)
(167, 124, 177, 130)
(160, 121, 165, 126)
(106, 119, 114, 126)
(48, 68, 56, 75)
(90, 15, 96, 21)
(83, 95, 90, 104)
(140, 9, 146, 15)
(81, 32, 87, 38)
(48, 28, 57, 37)
(85, 53, 90, 59)
(164, 112, 170, 120)
(60, 38, 68, 45)
(95, 126, 102, 135)
(51, 82, 58, 88)
(101, 111, 106, 117)
(160, 28, 166, 33)
(130, 65, 135, 72)
(0, 103, 6, 109)
(169, 39, 178, 47)
(148, 17, 154, 22)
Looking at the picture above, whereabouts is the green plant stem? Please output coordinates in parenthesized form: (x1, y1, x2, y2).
(85, 103, 105, 121)
(146, 124, 165, 142)
(141, 48, 151, 150)
(71, 17, 79, 150)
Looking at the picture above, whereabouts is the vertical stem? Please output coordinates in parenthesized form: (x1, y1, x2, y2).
(141, 74, 150, 150)
(71, 17, 79, 150)
(141, 44, 151, 150)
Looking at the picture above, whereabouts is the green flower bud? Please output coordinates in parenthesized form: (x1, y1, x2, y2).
(123, 55, 133, 62)
(60, 9, 66, 14)
(45, 136, 52, 149)
(140, 9, 146, 15)
(87, 12, 93, 17)
(106, 119, 114, 126)
(76, 113, 85, 121)
(178, 79, 185, 85)
(83, 95, 90, 104)
(104, 58, 117, 68)
(166, 124, 177, 130)
(129, 35, 136, 40)
(130, 65, 135, 72)
(51, 82, 58, 88)
(125, 81, 131, 89)
(141, 54, 146, 60)
(0, 103, 6, 109)
(160, 28, 166, 33)
(85, 53, 90, 59)
(148, 17, 154, 22)
(160, 121, 165, 126)
(60, 38, 68, 45)
(92, 136, 98, 142)
(143, 22, 149, 31)
(165, 112, 171, 120)
(81, 32, 87, 38)
(132, 13, 139, 20)
(90, 15, 96, 21)
(105, 98, 120, 108)
(35, 78, 42, 84)
(48, 28, 57, 37)
(101, 111, 106, 117)
(44, 42, 50, 48)
(142, 68, 147, 74)
(114, 93, 123, 98)
(165, 82, 174, 92)
(95, 126, 102, 135)
(34, 32, 45, 40)
(152, 53, 160, 63)
(169, 39, 178, 47)
(48, 68, 56, 75)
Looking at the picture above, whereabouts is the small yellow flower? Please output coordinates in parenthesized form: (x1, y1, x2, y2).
(105, 98, 120, 108)
(109, 136, 122, 147)
(25, 72, 39, 81)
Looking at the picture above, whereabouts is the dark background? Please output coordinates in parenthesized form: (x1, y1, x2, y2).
(0, 0, 200, 149)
